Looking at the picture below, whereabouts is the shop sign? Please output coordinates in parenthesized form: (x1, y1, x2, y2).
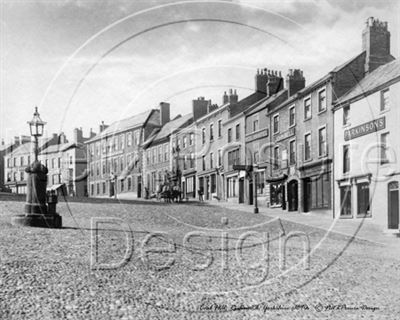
(344, 117, 385, 141)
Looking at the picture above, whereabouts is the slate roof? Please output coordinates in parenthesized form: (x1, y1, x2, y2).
(40, 141, 80, 154)
(336, 59, 400, 105)
(86, 109, 158, 143)
(143, 113, 193, 148)
(229, 91, 267, 117)
(246, 89, 288, 116)
(7, 137, 55, 156)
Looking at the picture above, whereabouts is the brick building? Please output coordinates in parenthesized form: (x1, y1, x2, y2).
(333, 59, 399, 230)
(85, 109, 160, 198)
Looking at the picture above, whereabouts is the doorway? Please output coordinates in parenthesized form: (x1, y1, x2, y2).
(239, 178, 244, 203)
(388, 181, 399, 229)
(288, 180, 298, 211)
(303, 178, 311, 212)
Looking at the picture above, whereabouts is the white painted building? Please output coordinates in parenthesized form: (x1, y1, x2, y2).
(333, 59, 400, 230)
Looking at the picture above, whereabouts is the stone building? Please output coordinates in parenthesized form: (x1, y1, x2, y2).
(173, 121, 197, 199)
(244, 69, 303, 208)
(333, 59, 399, 230)
(0, 136, 30, 191)
(3, 134, 62, 194)
(85, 109, 161, 198)
(262, 17, 394, 214)
(39, 128, 93, 197)
(142, 104, 193, 195)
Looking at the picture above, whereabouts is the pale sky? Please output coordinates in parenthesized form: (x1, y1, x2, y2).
(1, 0, 399, 142)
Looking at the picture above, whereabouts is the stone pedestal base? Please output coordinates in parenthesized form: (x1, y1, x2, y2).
(12, 214, 62, 228)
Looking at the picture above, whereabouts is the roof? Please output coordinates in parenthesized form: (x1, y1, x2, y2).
(246, 89, 288, 116)
(86, 109, 157, 143)
(229, 91, 267, 117)
(143, 113, 193, 148)
(7, 136, 54, 157)
(40, 141, 80, 154)
(336, 59, 400, 105)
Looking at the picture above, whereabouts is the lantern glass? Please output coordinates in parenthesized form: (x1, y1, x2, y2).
(27, 107, 46, 138)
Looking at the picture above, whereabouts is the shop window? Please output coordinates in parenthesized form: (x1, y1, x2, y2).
(340, 186, 352, 216)
(256, 171, 265, 194)
(211, 174, 216, 193)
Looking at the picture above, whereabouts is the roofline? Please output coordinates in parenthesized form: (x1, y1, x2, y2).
(85, 109, 157, 144)
(333, 75, 400, 111)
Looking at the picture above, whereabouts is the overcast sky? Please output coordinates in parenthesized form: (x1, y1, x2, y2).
(1, 0, 399, 142)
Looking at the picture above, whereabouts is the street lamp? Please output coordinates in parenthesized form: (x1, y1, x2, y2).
(27, 106, 46, 161)
(12, 107, 62, 228)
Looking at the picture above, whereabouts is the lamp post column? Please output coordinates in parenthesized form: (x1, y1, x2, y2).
(253, 166, 259, 214)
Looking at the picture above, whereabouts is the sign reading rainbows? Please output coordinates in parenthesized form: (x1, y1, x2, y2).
(344, 116, 385, 141)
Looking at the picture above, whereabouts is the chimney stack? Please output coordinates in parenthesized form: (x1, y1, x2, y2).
(223, 91, 229, 104)
(13, 136, 20, 146)
(73, 128, 84, 143)
(362, 17, 392, 74)
(99, 121, 108, 133)
(58, 132, 67, 144)
(89, 128, 96, 139)
(159, 102, 170, 126)
(255, 68, 269, 93)
(286, 69, 305, 97)
(192, 97, 209, 121)
(266, 70, 284, 97)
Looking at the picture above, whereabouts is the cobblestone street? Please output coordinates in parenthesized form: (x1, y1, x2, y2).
(1, 198, 399, 319)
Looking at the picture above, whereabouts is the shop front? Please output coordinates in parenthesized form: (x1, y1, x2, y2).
(299, 159, 332, 212)
(266, 174, 287, 209)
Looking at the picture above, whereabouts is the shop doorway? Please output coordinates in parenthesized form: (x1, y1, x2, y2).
(388, 181, 399, 229)
(303, 178, 311, 212)
(239, 178, 244, 203)
(288, 180, 298, 211)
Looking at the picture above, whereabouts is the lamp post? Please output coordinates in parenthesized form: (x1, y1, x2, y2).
(253, 164, 259, 214)
(28, 106, 45, 162)
(12, 107, 62, 228)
